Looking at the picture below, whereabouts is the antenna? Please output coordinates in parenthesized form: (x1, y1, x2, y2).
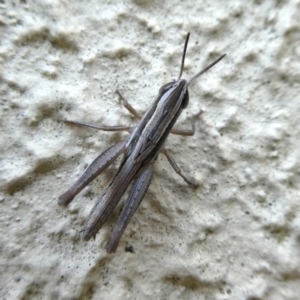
(177, 32, 190, 80)
(187, 54, 226, 87)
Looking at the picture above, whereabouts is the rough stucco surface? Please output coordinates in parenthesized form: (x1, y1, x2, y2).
(1, 0, 300, 299)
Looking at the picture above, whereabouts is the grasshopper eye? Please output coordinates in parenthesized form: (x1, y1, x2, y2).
(159, 82, 174, 94)
(181, 89, 189, 109)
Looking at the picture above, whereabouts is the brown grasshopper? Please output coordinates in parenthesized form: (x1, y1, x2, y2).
(58, 33, 225, 253)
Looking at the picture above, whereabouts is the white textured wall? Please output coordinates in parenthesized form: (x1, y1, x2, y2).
(1, 1, 300, 299)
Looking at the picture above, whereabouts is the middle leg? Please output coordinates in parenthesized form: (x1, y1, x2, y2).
(161, 147, 199, 187)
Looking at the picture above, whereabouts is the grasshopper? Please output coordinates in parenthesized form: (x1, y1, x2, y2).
(58, 33, 225, 253)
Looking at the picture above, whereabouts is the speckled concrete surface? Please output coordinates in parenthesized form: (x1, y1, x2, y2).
(1, 1, 300, 299)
